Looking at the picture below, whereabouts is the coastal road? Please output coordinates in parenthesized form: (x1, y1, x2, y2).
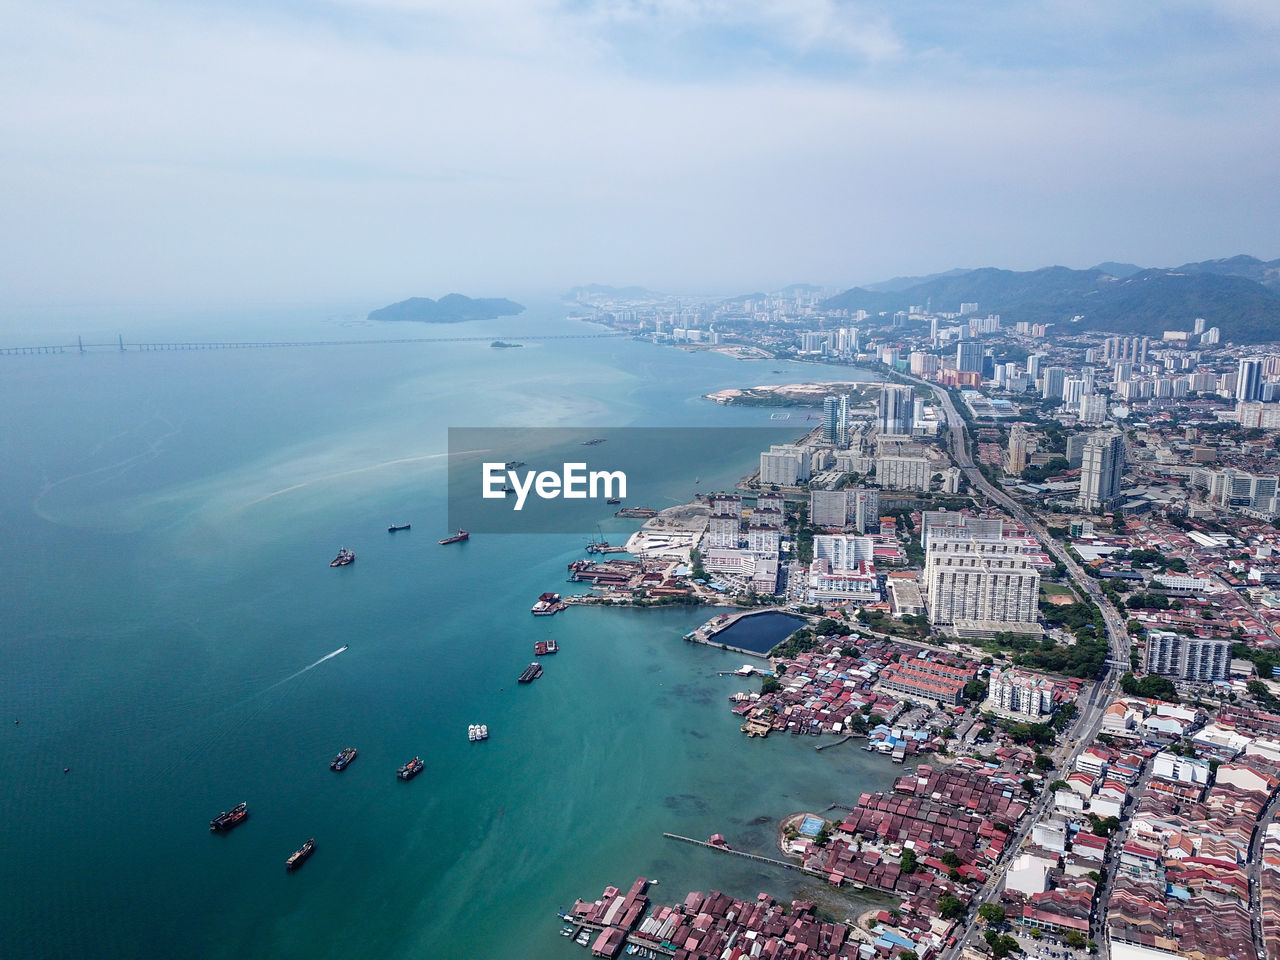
(904, 376, 1131, 960)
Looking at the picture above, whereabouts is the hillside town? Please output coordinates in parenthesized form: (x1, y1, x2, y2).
(559, 290, 1280, 960)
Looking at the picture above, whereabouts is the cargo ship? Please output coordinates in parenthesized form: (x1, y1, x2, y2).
(285, 838, 315, 871)
(518, 662, 543, 683)
(614, 507, 657, 519)
(534, 639, 558, 656)
(397, 757, 424, 780)
(210, 801, 249, 832)
(330, 747, 357, 771)
(468, 724, 489, 742)
(531, 592, 565, 615)
(388, 523, 410, 532)
(330, 547, 355, 567)
(439, 529, 469, 545)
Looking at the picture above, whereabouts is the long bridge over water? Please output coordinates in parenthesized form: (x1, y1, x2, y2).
(0, 332, 625, 357)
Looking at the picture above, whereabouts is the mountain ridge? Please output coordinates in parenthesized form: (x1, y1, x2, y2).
(821, 256, 1280, 342)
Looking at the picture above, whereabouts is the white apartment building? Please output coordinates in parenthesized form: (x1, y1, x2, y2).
(878, 454, 931, 492)
(989, 668, 1056, 717)
(1144, 630, 1231, 682)
(760, 444, 810, 485)
(923, 535, 1040, 627)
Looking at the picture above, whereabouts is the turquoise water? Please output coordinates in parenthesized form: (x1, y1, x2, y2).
(0, 303, 894, 959)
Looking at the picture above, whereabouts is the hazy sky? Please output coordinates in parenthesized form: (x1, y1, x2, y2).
(3, 0, 1279, 306)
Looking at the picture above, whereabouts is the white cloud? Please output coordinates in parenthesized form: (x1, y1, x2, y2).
(0, 0, 1276, 307)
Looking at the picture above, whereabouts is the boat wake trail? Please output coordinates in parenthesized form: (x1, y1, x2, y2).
(153, 646, 349, 777)
(262, 645, 348, 692)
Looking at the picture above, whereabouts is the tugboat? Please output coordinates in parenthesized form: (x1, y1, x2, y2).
(330, 747, 357, 771)
(606, 497, 621, 504)
(330, 547, 355, 567)
(439, 529, 469, 545)
(397, 757, 424, 780)
(210, 801, 249, 832)
(285, 838, 315, 871)
(388, 523, 411, 532)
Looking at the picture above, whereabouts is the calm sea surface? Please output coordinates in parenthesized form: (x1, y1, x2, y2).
(0, 302, 896, 959)
(714, 612, 810, 654)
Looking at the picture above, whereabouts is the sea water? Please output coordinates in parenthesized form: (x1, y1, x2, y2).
(0, 302, 895, 959)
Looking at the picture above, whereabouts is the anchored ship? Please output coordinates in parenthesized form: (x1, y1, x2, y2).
(534, 639, 558, 656)
(397, 757, 424, 780)
(210, 801, 249, 832)
(438, 529, 469, 545)
(330, 547, 355, 567)
(387, 523, 410, 532)
(285, 838, 315, 871)
(531, 592, 565, 615)
(518, 662, 543, 683)
(330, 747, 357, 771)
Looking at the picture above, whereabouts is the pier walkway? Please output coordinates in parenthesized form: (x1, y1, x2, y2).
(662, 833, 823, 878)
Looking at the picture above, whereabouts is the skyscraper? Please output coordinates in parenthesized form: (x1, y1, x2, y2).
(821, 394, 849, 446)
(1237, 358, 1264, 403)
(956, 341, 984, 374)
(1077, 432, 1125, 512)
(877, 384, 914, 437)
(1079, 393, 1108, 425)
(1080, 365, 1096, 396)
(1041, 366, 1066, 401)
(1007, 424, 1029, 475)
(1027, 353, 1045, 383)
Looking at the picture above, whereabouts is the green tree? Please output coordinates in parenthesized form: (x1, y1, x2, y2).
(1247, 679, 1278, 708)
(1034, 754, 1053, 771)
(978, 904, 1006, 926)
(985, 931, 1022, 959)
(899, 848, 918, 873)
(937, 894, 965, 920)
(760, 676, 781, 695)
(941, 850, 962, 868)
(1065, 931, 1087, 949)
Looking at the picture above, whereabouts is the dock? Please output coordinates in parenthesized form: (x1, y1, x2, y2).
(814, 733, 861, 751)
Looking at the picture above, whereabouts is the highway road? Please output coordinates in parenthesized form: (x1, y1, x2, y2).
(904, 377, 1131, 960)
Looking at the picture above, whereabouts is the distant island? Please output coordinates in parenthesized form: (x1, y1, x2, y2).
(490, 340, 523, 349)
(368, 294, 525, 324)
